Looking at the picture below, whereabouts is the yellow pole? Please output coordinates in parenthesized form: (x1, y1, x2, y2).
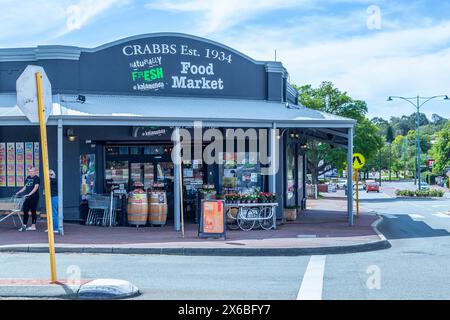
(36, 72, 57, 283)
(355, 170, 359, 216)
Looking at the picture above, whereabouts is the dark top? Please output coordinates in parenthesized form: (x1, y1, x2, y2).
(50, 177, 58, 197)
(24, 175, 40, 197)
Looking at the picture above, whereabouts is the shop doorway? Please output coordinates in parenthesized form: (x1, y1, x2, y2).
(104, 144, 175, 220)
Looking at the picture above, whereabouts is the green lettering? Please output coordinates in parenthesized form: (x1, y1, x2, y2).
(156, 67, 164, 79)
(144, 70, 151, 81)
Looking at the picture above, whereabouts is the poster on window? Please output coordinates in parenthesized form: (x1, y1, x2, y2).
(33, 142, 40, 175)
(7, 143, 15, 187)
(25, 142, 34, 173)
(0, 143, 6, 187)
(80, 154, 96, 199)
(15, 143, 25, 187)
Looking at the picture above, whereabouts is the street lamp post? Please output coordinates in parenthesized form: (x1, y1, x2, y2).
(388, 95, 449, 190)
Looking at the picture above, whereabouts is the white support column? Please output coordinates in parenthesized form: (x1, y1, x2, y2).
(269, 123, 278, 229)
(173, 127, 181, 231)
(347, 127, 354, 226)
(57, 119, 64, 235)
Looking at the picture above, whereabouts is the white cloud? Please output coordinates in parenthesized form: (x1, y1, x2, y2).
(65, 0, 125, 33)
(0, 0, 126, 45)
(146, 0, 307, 34)
(214, 19, 450, 119)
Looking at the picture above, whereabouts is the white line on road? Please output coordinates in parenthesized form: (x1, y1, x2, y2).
(431, 205, 448, 208)
(433, 213, 450, 218)
(297, 255, 326, 300)
(409, 213, 425, 220)
(383, 214, 398, 219)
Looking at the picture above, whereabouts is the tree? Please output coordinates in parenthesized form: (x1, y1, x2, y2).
(295, 82, 379, 182)
(431, 113, 447, 125)
(431, 122, 450, 175)
(371, 117, 389, 136)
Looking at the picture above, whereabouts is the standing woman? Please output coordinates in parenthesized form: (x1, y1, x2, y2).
(16, 167, 40, 231)
(46, 169, 59, 233)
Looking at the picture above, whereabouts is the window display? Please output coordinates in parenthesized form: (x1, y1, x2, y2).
(222, 152, 262, 194)
(105, 160, 129, 190)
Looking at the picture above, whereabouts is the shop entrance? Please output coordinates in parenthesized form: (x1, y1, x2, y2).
(104, 144, 175, 220)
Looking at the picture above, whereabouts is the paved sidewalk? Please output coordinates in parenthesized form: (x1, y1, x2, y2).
(0, 199, 389, 255)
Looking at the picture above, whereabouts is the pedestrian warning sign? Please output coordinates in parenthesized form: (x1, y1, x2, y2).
(352, 153, 365, 170)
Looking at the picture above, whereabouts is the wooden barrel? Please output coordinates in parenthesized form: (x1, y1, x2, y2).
(127, 191, 148, 226)
(148, 191, 167, 226)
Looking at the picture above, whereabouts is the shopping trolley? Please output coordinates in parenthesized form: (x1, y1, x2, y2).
(86, 194, 110, 226)
(0, 196, 24, 228)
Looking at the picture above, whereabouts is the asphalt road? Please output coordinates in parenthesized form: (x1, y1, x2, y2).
(1, 191, 450, 300)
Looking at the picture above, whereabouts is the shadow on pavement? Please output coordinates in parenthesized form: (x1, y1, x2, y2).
(378, 214, 450, 240)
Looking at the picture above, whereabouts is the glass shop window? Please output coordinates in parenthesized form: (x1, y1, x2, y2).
(105, 160, 129, 190)
(130, 146, 143, 155)
(286, 144, 295, 204)
(144, 145, 164, 155)
(222, 152, 262, 194)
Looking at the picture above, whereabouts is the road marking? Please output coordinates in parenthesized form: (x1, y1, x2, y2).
(383, 214, 398, 219)
(297, 255, 326, 300)
(431, 205, 448, 208)
(409, 213, 425, 220)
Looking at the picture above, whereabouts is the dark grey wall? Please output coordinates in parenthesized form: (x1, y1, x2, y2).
(0, 34, 298, 102)
(0, 126, 57, 210)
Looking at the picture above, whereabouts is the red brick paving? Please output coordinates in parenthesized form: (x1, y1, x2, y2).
(0, 279, 89, 286)
(0, 199, 379, 248)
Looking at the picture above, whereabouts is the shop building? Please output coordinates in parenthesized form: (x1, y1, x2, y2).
(0, 33, 355, 231)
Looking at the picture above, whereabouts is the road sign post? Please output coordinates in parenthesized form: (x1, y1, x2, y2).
(36, 72, 57, 283)
(16, 65, 57, 283)
(352, 153, 365, 217)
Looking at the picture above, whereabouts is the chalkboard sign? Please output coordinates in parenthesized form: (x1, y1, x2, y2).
(199, 200, 226, 239)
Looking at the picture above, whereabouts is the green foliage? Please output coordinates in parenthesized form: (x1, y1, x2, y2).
(354, 118, 384, 163)
(431, 121, 450, 174)
(297, 81, 367, 122)
(295, 81, 381, 181)
(395, 189, 444, 197)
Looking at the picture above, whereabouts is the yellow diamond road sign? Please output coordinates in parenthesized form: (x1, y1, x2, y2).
(352, 153, 365, 170)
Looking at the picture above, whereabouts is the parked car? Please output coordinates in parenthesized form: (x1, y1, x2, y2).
(419, 182, 430, 190)
(363, 179, 375, 190)
(366, 181, 380, 193)
(336, 179, 347, 189)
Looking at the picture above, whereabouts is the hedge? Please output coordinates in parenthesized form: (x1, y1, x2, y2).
(395, 189, 444, 197)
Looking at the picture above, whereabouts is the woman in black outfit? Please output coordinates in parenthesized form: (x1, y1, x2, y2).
(16, 167, 40, 231)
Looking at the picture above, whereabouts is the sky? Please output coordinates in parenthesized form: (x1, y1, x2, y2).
(1, 0, 450, 121)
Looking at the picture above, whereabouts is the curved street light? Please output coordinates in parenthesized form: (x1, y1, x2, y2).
(387, 95, 449, 190)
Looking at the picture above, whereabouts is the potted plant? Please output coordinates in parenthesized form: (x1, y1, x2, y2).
(284, 205, 299, 221)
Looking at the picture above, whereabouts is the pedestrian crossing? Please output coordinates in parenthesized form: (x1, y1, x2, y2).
(433, 212, 450, 218)
(408, 214, 425, 220)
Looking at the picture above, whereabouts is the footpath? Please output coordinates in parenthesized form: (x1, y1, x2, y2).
(0, 198, 389, 256)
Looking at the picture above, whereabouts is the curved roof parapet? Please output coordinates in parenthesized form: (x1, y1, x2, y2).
(0, 33, 278, 67)
(83, 32, 267, 65)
